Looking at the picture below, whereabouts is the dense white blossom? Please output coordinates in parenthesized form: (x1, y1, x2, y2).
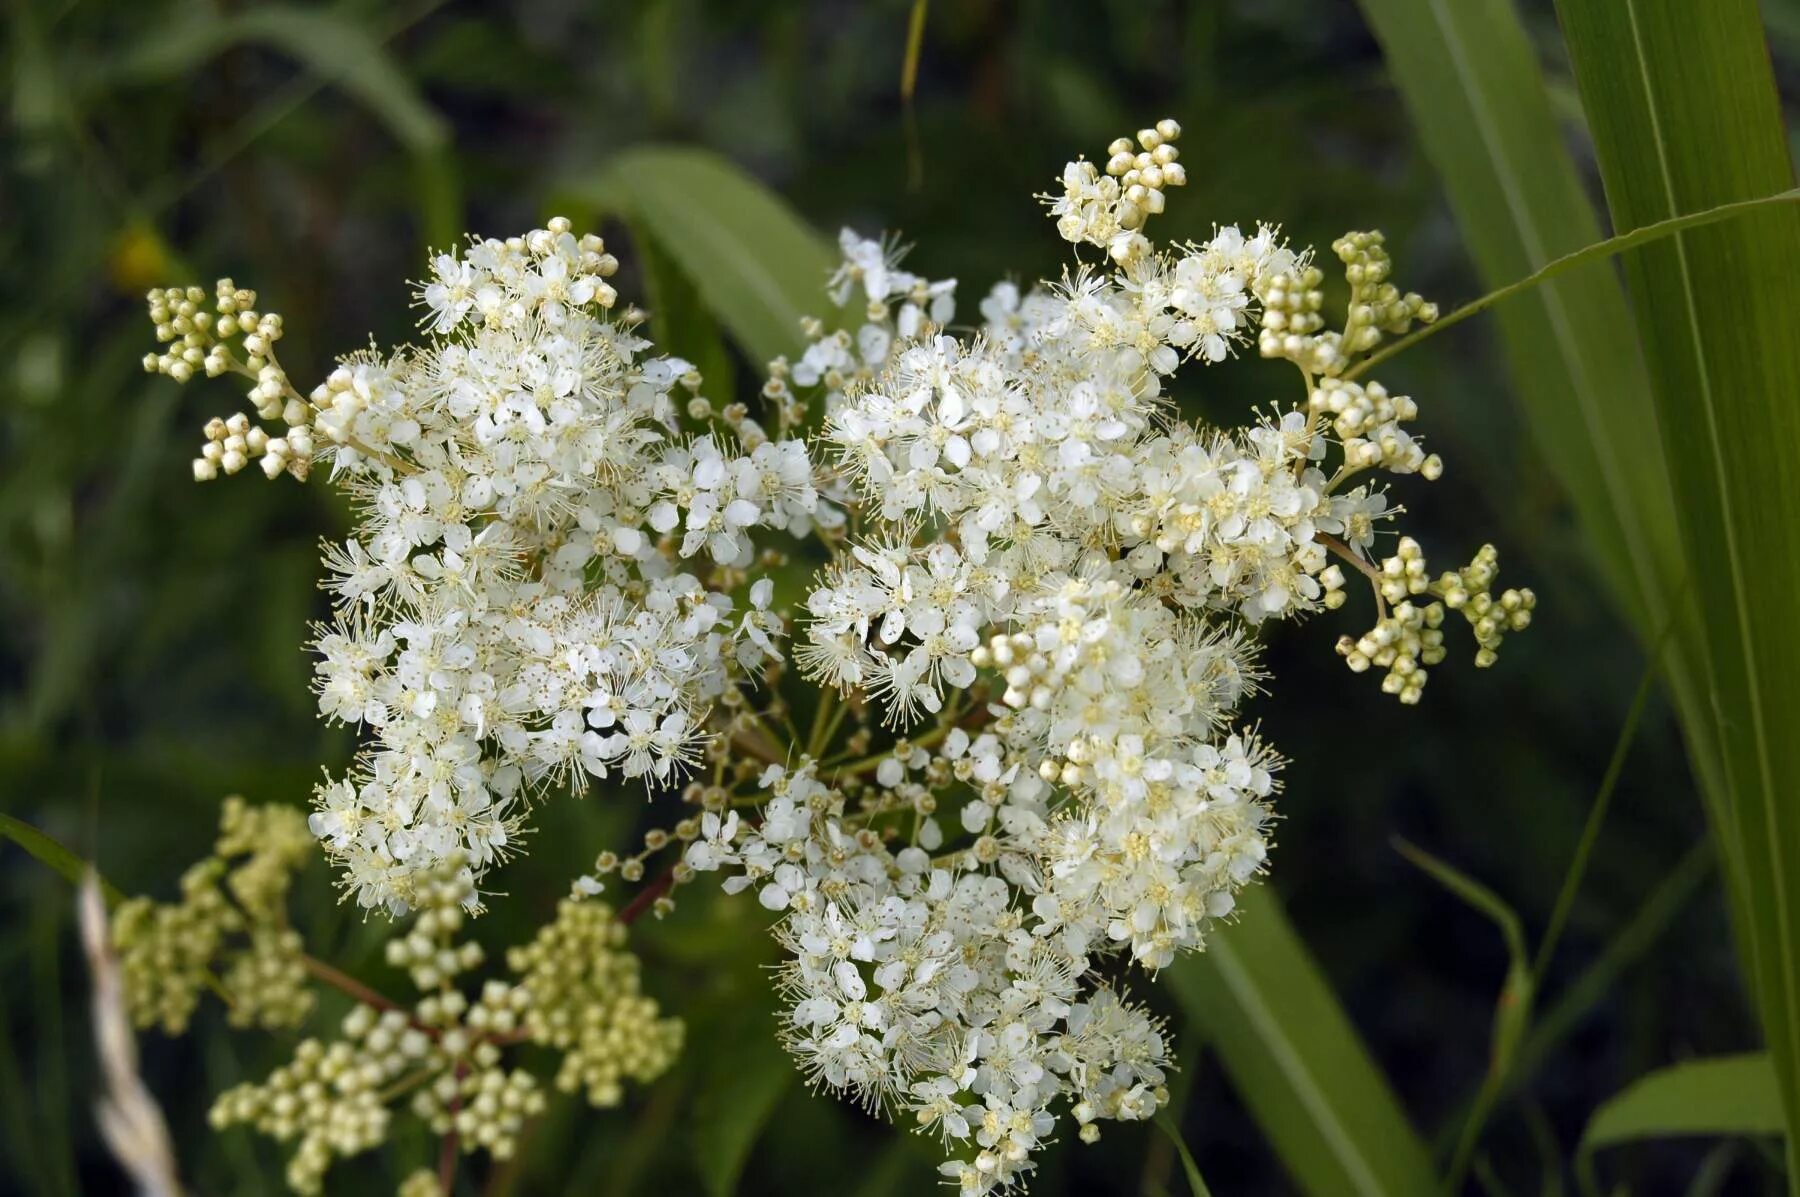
(146, 118, 1535, 1194)
(692, 119, 1528, 1191)
(149, 220, 821, 913)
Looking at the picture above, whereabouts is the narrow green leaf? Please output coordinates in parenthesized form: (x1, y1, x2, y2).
(1353, 15, 1752, 1085)
(107, 6, 448, 153)
(557, 145, 837, 365)
(630, 224, 737, 404)
(1350, 189, 1800, 380)
(901, 0, 930, 101)
(1511, 839, 1713, 1096)
(1393, 837, 1535, 1187)
(1393, 838, 1528, 972)
(1352, 11, 1743, 959)
(1554, 0, 1800, 1173)
(1582, 1055, 1784, 1150)
(1169, 886, 1436, 1197)
(96, 4, 461, 247)
(1355, 0, 1685, 642)
(1391, 838, 1533, 1070)
(0, 814, 123, 908)
(686, 1005, 794, 1197)
(1533, 638, 1670, 987)
(1156, 1116, 1217, 1197)
(1683, 1142, 1742, 1197)
(0, 813, 239, 1009)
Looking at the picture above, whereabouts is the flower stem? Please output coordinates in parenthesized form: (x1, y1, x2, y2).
(618, 867, 676, 925)
(1318, 531, 1387, 619)
(300, 953, 403, 1013)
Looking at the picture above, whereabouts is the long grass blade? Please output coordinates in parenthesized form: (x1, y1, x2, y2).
(1553, 0, 1800, 1178)
(1355, 0, 1685, 642)
(1155, 1116, 1217, 1197)
(1511, 839, 1713, 1093)
(1169, 887, 1437, 1197)
(0, 813, 123, 907)
(1354, 0, 1746, 1038)
(1349, 189, 1800, 380)
(1533, 641, 1665, 986)
(1392, 838, 1532, 1188)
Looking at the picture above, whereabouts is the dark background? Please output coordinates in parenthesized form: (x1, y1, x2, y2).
(4, 1, 1797, 1193)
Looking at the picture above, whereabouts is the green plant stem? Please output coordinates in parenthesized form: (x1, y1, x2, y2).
(375, 1066, 439, 1104)
(825, 722, 956, 777)
(1344, 188, 1800, 382)
(1532, 654, 1660, 986)
(1319, 532, 1390, 620)
(1447, 1078, 1504, 1195)
(806, 689, 839, 760)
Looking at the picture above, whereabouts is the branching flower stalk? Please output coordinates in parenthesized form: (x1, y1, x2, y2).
(110, 802, 679, 1196)
(137, 118, 1534, 1193)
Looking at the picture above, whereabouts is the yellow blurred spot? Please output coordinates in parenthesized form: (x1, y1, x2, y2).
(110, 224, 174, 294)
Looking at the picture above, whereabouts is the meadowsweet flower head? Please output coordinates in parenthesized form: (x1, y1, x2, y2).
(688, 118, 1536, 1189)
(148, 220, 823, 912)
(138, 119, 1536, 1195)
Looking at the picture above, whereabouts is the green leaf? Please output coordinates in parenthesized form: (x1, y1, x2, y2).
(1155, 1116, 1216, 1197)
(1533, 639, 1671, 988)
(1582, 1054, 1784, 1150)
(631, 223, 737, 404)
(1169, 886, 1437, 1197)
(1511, 840, 1713, 1093)
(901, 0, 929, 101)
(0, 813, 239, 1010)
(98, 5, 461, 248)
(1553, 0, 1800, 1170)
(1391, 837, 1534, 1187)
(557, 145, 837, 365)
(107, 6, 447, 153)
(685, 1000, 794, 1197)
(1350, 189, 1800, 381)
(1390, 840, 1532, 1053)
(1392, 838, 1528, 974)
(1354, 0, 1686, 644)
(1350, 25, 1756, 1108)
(0, 814, 122, 908)
(1350, 10, 1743, 957)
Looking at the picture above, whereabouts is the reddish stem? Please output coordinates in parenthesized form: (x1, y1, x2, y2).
(300, 953, 402, 1013)
(618, 867, 676, 926)
(437, 1062, 468, 1192)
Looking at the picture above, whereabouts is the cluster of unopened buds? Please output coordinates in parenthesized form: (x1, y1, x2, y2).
(129, 115, 1535, 1194)
(143, 280, 314, 481)
(112, 797, 314, 1034)
(1048, 117, 1188, 266)
(1103, 120, 1189, 222)
(1336, 538, 1536, 701)
(113, 821, 678, 1194)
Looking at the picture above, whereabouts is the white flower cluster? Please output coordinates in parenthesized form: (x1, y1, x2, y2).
(144, 117, 1536, 1197)
(772, 229, 957, 419)
(683, 119, 1533, 1192)
(151, 220, 818, 912)
(686, 761, 1175, 1193)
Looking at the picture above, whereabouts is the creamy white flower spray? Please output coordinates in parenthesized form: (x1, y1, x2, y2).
(134, 119, 1533, 1194)
(146, 221, 817, 914)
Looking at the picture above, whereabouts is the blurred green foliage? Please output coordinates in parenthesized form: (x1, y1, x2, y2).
(3, 0, 1794, 1193)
